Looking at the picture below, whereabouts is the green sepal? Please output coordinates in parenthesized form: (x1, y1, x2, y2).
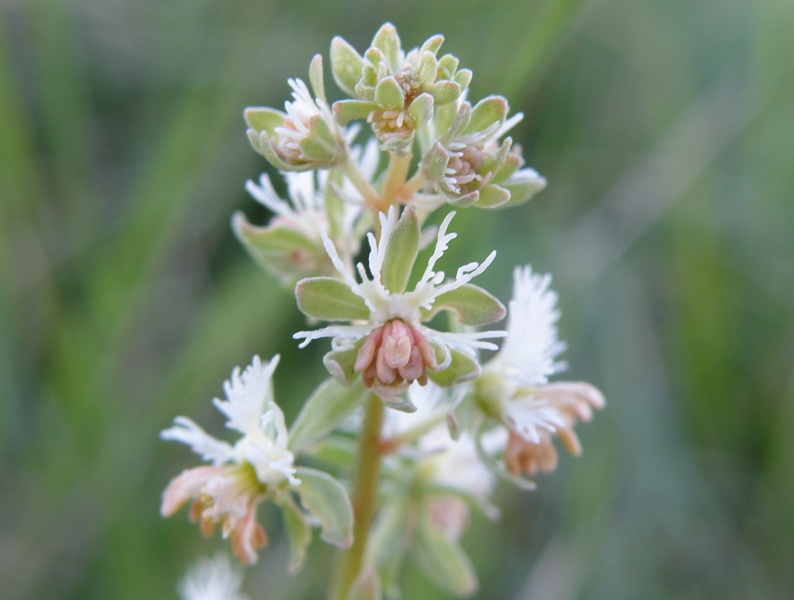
(244, 106, 284, 134)
(294, 466, 354, 548)
(420, 34, 444, 56)
(443, 189, 480, 208)
(443, 102, 472, 142)
(375, 391, 417, 413)
(331, 37, 366, 97)
(498, 170, 547, 208)
(296, 117, 340, 162)
(421, 283, 506, 325)
(416, 51, 438, 87)
(428, 349, 481, 387)
(421, 142, 450, 182)
(433, 103, 459, 139)
(382, 207, 420, 294)
(428, 80, 462, 105)
(375, 76, 405, 110)
(454, 68, 473, 91)
(371, 23, 401, 71)
(415, 514, 479, 597)
(289, 378, 368, 453)
(309, 54, 327, 104)
(492, 149, 524, 183)
(334, 99, 378, 125)
(380, 135, 414, 156)
(437, 54, 459, 77)
(474, 183, 511, 209)
(282, 495, 312, 574)
(255, 131, 314, 171)
(463, 95, 508, 135)
(295, 277, 369, 321)
(232, 212, 326, 283)
(346, 569, 382, 600)
(354, 78, 377, 102)
(323, 339, 365, 386)
(407, 93, 434, 130)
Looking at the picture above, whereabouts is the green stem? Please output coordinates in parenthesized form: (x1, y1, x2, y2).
(329, 394, 385, 600)
(403, 169, 427, 195)
(342, 158, 380, 210)
(381, 151, 413, 210)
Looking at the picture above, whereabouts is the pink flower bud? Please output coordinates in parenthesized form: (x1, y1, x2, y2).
(355, 319, 438, 390)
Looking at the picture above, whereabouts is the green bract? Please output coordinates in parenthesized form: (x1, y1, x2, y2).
(331, 23, 471, 154)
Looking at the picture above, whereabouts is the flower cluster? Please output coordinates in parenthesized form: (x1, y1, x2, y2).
(161, 356, 353, 566)
(161, 21, 604, 600)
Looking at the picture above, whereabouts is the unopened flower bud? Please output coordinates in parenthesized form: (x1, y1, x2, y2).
(355, 319, 438, 389)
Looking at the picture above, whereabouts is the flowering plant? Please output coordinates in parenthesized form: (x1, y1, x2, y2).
(160, 23, 603, 599)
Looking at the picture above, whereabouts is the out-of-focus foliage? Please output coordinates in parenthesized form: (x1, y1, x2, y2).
(0, 0, 791, 598)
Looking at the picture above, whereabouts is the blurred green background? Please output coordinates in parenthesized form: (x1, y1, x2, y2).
(1, 0, 792, 598)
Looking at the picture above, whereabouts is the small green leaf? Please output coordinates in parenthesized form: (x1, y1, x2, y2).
(296, 277, 369, 321)
(289, 378, 368, 453)
(375, 76, 405, 110)
(382, 208, 420, 294)
(415, 520, 478, 597)
(330, 37, 365, 97)
(282, 496, 312, 574)
(463, 96, 508, 135)
(428, 349, 481, 387)
(422, 284, 506, 325)
(294, 467, 354, 548)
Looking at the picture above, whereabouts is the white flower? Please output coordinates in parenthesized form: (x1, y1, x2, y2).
(294, 208, 506, 404)
(476, 266, 604, 481)
(273, 78, 331, 160)
(178, 553, 249, 600)
(244, 171, 326, 243)
(161, 356, 299, 564)
(296, 207, 504, 357)
(491, 265, 567, 386)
